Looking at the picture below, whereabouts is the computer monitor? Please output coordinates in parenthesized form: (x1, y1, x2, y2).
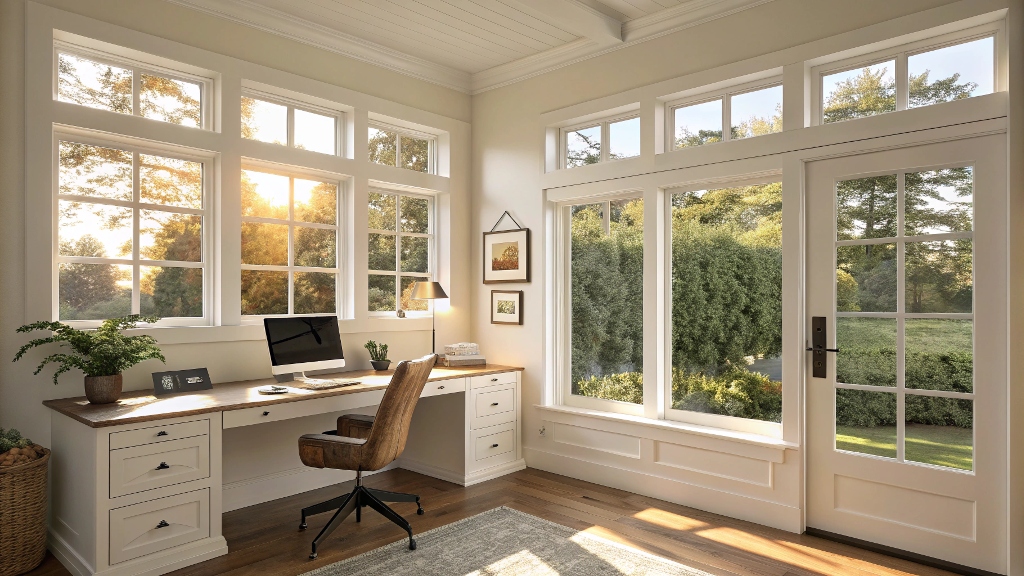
(264, 316, 345, 376)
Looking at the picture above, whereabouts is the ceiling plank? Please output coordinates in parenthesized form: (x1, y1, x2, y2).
(505, 0, 623, 45)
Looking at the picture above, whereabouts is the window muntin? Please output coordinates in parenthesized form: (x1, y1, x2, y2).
(241, 94, 340, 156)
(240, 168, 340, 316)
(367, 190, 433, 314)
(57, 139, 208, 322)
(562, 114, 640, 169)
(669, 82, 782, 150)
(368, 124, 435, 174)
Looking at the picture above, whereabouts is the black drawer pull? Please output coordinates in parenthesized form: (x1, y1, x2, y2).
(155, 462, 170, 471)
(156, 431, 168, 437)
(262, 411, 270, 416)
(438, 385, 444, 390)
(156, 520, 169, 529)
(491, 402, 499, 406)
(490, 378, 498, 382)
(491, 443, 499, 448)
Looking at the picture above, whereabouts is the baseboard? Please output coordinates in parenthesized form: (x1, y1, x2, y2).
(465, 459, 527, 486)
(396, 457, 467, 485)
(49, 531, 227, 576)
(48, 530, 92, 576)
(223, 464, 394, 511)
(525, 447, 801, 532)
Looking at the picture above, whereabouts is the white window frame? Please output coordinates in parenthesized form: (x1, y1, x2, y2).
(367, 188, 435, 317)
(368, 122, 437, 175)
(560, 112, 640, 170)
(54, 41, 214, 131)
(811, 22, 1003, 126)
(241, 89, 344, 157)
(53, 128, 215, 327)
(664, 77, 783, 152)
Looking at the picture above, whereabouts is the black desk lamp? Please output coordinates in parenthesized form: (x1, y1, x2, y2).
(411, 281, 448, 354)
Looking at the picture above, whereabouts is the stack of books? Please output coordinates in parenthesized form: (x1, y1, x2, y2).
(443, 342, 485, 367)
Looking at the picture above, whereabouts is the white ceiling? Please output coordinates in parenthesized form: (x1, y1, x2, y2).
(165, 0, 775, 94)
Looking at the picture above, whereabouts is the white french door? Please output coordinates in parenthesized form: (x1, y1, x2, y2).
(805, 135, 1007, 573)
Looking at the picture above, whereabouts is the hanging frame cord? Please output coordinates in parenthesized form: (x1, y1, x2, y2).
(490, 210, 523, 232)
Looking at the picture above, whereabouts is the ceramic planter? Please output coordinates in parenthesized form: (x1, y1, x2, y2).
(370, 360, 391, 372)
(84, 374, 123, 404)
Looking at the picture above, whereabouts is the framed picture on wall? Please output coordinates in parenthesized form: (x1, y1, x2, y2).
(483, 228, 530, 284)
(491, 290, 523, 325)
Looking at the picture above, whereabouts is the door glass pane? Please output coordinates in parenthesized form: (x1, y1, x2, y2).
(905, 168, 973, 235)
(671, 183, 782, 421)
(58, 263, 132, 320)
(608, 117, 640, 159)
(368, 127, 397, 166)
(400, 196, 429, 233)
(400, 136, 430, 172)
(906, 319, 973, 393)
(822, 61, 896, 123)
(368, 233, 396, 271)
(730, 85, 783, 139)
(140, 267, 203, 317)
(836, 388, 897, 458)
(369, 192, 397, 231)
(571, 199, 644, 405)
(59, 141, 133, 201)
(139, 210, 202, 262)
(905, 395, 973, 471)
(909, 37, 994, 108)
(294, 109, 335, 155)
(673, 99, 723, 148)
(400, 277, 429, 312)
(240, 270, 288, 315)
(140, 154, 203, 209)
(368, 274, 396, 312)
(240, 97, 287, 145)
(905, 240, 973, 313)
(140, 74, 201, 127)
(294, 272, 335, 314)
(836, 317, 896, 387)
(294, 227, 336, 268)
(57, 53, 132, 114)
(241, 222, 288, 266)
(837, 244, 897, 312)
(836, 175, 898, 240)
(294, 180, 336, 225)
(566, 125, 601, 168)
(241, 170, 289, 219)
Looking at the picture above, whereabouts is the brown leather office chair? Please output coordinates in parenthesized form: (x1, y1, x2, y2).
(297, 354, 437, 559)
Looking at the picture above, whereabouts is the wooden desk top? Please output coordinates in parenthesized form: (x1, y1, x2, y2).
(42, 364, 523, 428)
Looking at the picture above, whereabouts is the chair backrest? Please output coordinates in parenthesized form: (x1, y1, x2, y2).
(359, 354, 438, 471)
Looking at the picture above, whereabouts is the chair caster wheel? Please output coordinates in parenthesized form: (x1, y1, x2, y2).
(417, 507, 424, 515)
(309, 552, 318, 560)
(299, 522, 307, 530)
(409, 539, 417, 550)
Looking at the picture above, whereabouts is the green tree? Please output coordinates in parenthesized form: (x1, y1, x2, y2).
(566, 131, 600, 167)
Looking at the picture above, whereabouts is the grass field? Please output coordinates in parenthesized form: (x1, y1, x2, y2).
(836, 424, 973, 471)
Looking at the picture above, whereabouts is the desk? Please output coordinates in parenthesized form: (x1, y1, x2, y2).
(42, 364, 524, 576)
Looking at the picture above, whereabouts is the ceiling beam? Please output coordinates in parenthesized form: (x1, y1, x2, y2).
(508, 0, 623, 46)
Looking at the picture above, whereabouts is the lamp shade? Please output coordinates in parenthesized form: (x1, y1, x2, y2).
(410, 281, 448, 300)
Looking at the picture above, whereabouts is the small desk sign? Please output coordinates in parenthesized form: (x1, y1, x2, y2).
(152, 368, 213, 396)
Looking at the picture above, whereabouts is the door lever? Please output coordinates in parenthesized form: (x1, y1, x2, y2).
(805, 316, 839, 378)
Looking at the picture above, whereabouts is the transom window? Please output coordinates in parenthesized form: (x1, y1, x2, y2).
(669, 82, 782, 149)
(367, 190, 433, 314)
(241, 93, 340, 156)
(562, 114, 640, 169)
(368, 124, 435, 173)
(240, 168, 341, 316)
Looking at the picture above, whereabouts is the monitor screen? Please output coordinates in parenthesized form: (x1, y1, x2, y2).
(264, 316, 344, 370)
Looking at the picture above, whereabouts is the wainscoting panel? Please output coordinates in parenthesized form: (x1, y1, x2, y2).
(551, 423, 641, 458)
(833, 475, 977, 540)
(653, 440, 772, 487)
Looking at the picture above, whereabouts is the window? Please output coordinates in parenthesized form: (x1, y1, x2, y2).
(240, 168, 341, 316)
(367, 190, 433, 314)
(670, 83, 782, 149)
(819, 34, 995, 124)
(57, 138, 208, 323)
(564, 196, 644, 414)
(368, 124, 434, 173)
(57, 49, 206, 128)
(241, 93, 340, 155)
(562, 114, 640, 169)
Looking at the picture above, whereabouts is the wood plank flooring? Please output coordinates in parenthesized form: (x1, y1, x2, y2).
(27, 468, 955, 576)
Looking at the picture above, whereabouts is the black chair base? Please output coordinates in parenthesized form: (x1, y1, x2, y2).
(299, 482, 423, 559)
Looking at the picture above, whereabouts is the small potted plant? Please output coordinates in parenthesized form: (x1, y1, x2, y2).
(364, 340, 391, 371)
(13, 315, 166, 404)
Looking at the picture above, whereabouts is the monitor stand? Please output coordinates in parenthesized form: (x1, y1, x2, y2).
(274, 373, 296, 383)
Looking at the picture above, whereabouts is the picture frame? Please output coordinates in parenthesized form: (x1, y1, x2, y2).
(483, 228, 530, 284)
(491, 290, 523, 325)
(152, 368, 213, 396)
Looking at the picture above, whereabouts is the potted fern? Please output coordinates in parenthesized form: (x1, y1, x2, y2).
(13, 316, 166, 404)
(364, 340, 390, 371)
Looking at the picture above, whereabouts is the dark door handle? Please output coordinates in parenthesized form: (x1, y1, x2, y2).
(156, 520, 169, 529)
(491, 444, 499, 448)
(807, 316, 839, 378)
(155, 462, 170, 470)
(262, 411, 270, 416)
(805, 346, 840, 353)
(491, 402, 499, 406)
(156, 431, 168, 437)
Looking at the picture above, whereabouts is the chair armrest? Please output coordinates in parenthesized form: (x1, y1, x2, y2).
(298, 433, 366, 469)
(338, 414, 374, 440)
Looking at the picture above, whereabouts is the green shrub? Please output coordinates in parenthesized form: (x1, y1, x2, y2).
(672, 367, 782, 423)
(574, 372, 643, 404)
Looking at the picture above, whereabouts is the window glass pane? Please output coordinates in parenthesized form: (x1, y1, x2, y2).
(822, 61, 896, 123)
(906, 240, 972, 313)
(730, 85, 782, 139)
(368, 274, 396, 312)
(57, 53, 132, 114)
(241, 270, 288, 315)
(140, 267, 203, 317)
(565, 125, 601, 168)
(294, 227, 336, 268)
(401, 136, 430, 172)
(837, 175, 898, 240)
(240, 97, 287, 145)
(837, 244, 897, 312)
(673, 99, 723, 148)
(400, 236, 428, 273)
(905, 395, 973, 470)
(671, 184, 782, 421)
(59, 263, 132, 320)
(241, 170, 289, 220)
(369, 192, 397, 231)
(140, 210, 202, 262)
(836, 317, 896, 387)
(58, 201, 132, 259)
(836, 388, 897, 458)
(571, 199, 644, 405)
(294, 179, 336, 225)
(294, 109, 336, 155)
(368, 233, 397, 271)
(909, 37, 994, 108)
(368, 127, 397, 166)
(905, 168, 973, 236)
(400, 277, 429, 312)
(294, 272, 336, 314)
(241, 222, 288, 265)
(906, 319, 972, 393)
(59, 141, 133, 201)
(140, 74, 201, 127)
(140, 154, 202, 209)
(608, 117, 640, 159)
(400, 196, 429, 234)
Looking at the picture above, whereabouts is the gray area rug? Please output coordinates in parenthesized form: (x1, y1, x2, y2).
(301, 506, 710, 575)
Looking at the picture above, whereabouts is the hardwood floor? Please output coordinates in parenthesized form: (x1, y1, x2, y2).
(28, 467, 955, 576)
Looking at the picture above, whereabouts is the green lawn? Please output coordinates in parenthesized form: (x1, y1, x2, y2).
(836, 424, 973, 471)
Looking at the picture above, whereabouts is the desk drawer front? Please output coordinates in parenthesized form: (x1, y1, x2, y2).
(470, 424, 517, 472)
(471, 386, 515, 429)
(109, 488, 209, 565)
(471, 372, 517, 390)
(421, 378, 466, 398)
(110, 420, 209, 451)
(223, 390, 386, 429)
(110, 437, 210, 498)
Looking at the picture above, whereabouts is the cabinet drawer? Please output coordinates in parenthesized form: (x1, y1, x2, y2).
(471, 386, 515, 430)
(109, 489, 209, 565)
(110, 436, 210, 498)
(110, 420, 209, 451)
(421, 378, 466, 398)
(471, 372, 517, 390)
(469, 424, 517, 472)
(223, 390, 385, 429)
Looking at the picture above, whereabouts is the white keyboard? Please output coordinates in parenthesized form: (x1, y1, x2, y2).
(295, 378, 361, 390)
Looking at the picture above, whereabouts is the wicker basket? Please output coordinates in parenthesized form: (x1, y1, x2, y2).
(0, 449, 50, 576)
